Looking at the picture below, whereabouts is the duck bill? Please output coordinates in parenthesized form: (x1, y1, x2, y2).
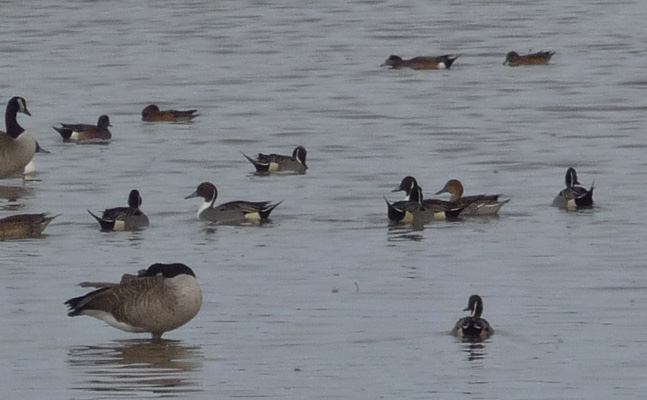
(184, 191, 198, 200)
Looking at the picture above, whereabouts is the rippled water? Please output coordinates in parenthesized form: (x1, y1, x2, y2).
(2, 0, 647, 398)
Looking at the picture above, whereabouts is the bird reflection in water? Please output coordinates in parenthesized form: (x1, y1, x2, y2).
(0, 184, 32, 210)
(387, 224, 425, 242)
(458, 340, 489, 363)
(68, 339, 203, 396)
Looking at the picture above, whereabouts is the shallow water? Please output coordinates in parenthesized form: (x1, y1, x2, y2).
(2, 0, 647, 398)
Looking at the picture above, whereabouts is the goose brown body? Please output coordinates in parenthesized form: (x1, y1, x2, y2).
(0, 97, 36, 179)
(65, 263, 202, 340)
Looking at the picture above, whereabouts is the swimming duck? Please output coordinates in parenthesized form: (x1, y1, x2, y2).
(387, 177, 464, 224)
(452, 294, 494, 340)
(552, 167, 594, 211)
(53, 115, 111, 142)
(0, 97, 36, 179)
(391, 176, 466, 221)
(503, 50, 555, 66)
(435, 179, 509, 216)
(185, 182, 282, 224)
(241, 146, 308, 174)
(65, 263, 202, 340)
(0, 213, 57, 240)
(88, 189, 149, 231)
(141, 104, 199, 122)
(381, 54, 459, 70)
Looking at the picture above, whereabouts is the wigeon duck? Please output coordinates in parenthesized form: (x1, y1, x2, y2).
(435, 179, 509, 216)
(141, 104, 199, 122)
(88, 189, 149, 231)
(242, 146, 308, 174)
(381, 54, 459, 70)
(53, 115, 112, 143)
(552, 167, 594, 211)
(65, 263, 202, 341)
(185, 182, 282, 224)
(503, 50, 555, 66)
(0, 213, 57, 240)
(452, 294, 494, 340)
(0, 97, 36, 179)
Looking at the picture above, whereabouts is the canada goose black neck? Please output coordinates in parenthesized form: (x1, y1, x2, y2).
(139, 263, 196, 278)
(5, 97, 30, 139)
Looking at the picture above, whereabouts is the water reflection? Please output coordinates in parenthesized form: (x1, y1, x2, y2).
(0, 184, 31, 209)
(457, 339, 489, 364)
(68, 339, 203, 397)
(386, 224, 425, 242)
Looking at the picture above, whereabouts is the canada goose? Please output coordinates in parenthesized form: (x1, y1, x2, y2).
(0, 97, 36, 179)
(241, 146, 308, 174)
(65, 263, 202, 340)
(141, 104, 199, 122)
(0, 213, 57, 240)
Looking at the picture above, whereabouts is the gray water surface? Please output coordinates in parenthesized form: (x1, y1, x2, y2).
(1, 0, 647, 399)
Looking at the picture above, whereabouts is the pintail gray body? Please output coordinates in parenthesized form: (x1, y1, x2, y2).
(242, 146, 307, 174)
(88, 189, 149, 231)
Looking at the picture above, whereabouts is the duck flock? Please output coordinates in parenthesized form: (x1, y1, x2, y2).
(0, 49, 596, 341)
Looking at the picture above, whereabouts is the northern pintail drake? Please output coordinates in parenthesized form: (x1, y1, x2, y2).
(435, 179, 510, 216)
(503, 50, 555, 66)
(452, 294, 494, 340)
(387, 176, 464, 224)
(381, 54, 459, 70)
(0, 213, 57, 240)
(88, 189, 149, 231)
(552, 167, 594, 211)
(241, 146, 308, 174)
(141, 104, 199, 122)
(53, 115, 111, 143)
(65, 263, 202, 340)
(185, 182, 282, 224)
(0, 97, 36, 179)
